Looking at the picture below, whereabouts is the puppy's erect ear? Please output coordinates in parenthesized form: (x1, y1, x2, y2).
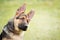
(27, 9, 35, 20)
(15, 4, 26, 17)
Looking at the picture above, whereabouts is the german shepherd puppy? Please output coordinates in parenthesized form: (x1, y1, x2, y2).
(0, 4, 35, 40)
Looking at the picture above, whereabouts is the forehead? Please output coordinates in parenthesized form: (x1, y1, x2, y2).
(19, 14, 27, 17)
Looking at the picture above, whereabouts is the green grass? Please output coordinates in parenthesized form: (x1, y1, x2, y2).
(0, 0, 60, 40)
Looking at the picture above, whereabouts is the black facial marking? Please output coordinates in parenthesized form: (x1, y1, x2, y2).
(18, 24, 28, 31)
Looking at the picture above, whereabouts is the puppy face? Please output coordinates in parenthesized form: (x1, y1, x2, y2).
(13, 4, 35, 33)
(14, 14, 28, 31)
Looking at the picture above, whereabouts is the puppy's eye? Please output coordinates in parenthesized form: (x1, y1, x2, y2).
(27, 20, 29, 23)
(16, 17, 19, 19)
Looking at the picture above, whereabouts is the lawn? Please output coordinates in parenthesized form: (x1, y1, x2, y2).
(0, 0, 60, 40)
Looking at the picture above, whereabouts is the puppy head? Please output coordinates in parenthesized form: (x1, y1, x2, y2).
(14, 4, 35, 32)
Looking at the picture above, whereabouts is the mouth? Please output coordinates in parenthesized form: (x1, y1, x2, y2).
(18, 24, 28, 31)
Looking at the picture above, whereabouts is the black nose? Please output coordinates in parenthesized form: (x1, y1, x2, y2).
(18, 24, 28, 31)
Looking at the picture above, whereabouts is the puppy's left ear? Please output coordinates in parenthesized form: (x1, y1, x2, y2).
(27, 9, 35, 21)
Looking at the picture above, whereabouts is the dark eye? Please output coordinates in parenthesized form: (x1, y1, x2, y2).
(16, 17, 19, 19)
(27, 20, 29, 23)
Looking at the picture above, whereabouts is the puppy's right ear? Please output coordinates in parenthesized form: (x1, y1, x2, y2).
(26, 9, 35, 23)
(15, 4, 26, 17)
(27, 10, 35, 20)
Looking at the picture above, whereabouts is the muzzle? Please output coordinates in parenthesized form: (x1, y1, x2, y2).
(18, 24, 28, 31)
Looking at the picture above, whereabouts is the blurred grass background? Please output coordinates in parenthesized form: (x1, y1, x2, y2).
(0, 0, 60, 40)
